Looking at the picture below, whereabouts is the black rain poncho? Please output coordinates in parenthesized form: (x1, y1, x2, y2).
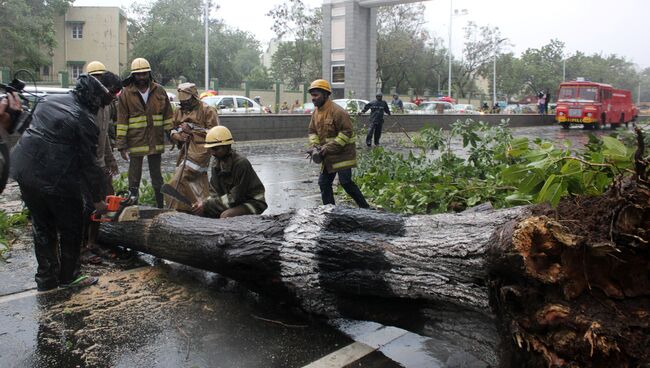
(10, 75, 107, 202)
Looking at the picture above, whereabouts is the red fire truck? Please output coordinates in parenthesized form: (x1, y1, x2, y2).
(555, 79, 637, 129)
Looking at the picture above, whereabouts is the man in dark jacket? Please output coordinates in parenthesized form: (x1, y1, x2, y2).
(359, 93, 391, 147)
(10, 74, 117, 291)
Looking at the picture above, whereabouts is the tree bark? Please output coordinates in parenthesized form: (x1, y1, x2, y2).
(98, 180, 649, 367)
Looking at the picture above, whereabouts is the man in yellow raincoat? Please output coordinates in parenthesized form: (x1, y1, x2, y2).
(167, 83, 220, 211)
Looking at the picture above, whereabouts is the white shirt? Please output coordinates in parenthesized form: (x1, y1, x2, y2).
(139, 88, 150, 104)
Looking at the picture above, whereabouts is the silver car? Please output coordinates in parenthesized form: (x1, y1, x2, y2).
(202, 95, 264, 114)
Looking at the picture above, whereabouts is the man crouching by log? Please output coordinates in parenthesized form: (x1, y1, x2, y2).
(191, 126, 267, 218)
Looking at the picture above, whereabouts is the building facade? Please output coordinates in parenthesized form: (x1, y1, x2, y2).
(45, 6, 127, 84)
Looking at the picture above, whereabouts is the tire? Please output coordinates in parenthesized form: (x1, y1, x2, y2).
(561, 123, 570, 130)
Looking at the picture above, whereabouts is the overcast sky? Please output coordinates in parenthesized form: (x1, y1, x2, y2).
(72, 0, 650, 69)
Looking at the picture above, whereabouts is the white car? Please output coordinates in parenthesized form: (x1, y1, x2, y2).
(202, 95, 264, 114)
(410, 101, 455, 114)
(333, 99, 369, 113)
(454, 104, 481, 115)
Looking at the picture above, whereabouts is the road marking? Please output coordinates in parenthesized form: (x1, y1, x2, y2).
(302, 325, 408, 368)
(302, 342, 375, 368)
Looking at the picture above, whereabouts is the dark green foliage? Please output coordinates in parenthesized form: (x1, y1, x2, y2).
(0, 0, 73, 71)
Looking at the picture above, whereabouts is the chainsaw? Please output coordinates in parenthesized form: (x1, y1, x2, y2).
(90, 192, 139, 222)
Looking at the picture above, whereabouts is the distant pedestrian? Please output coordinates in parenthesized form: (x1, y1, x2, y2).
(391, 94, 404, 113)
(280, 101, 289, 112)
(290, 99, 301, 113)
(359, 93, 391, 147)
(537, 91, 546, 115)
(481, 102, 489, 113)
(544, 88, 551, 115)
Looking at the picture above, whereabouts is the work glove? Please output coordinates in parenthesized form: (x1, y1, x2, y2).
(306, 146, 323, 164)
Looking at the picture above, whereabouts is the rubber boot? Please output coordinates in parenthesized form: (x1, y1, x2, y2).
(128, 187, 139, 205)
(154, 191, 164, 209)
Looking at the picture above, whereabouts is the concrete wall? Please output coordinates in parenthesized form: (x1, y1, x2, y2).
(219, 114, 556, 142)
(50, 7, 127, 83)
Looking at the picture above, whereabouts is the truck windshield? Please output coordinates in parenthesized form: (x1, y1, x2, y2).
(558, 86, 598, 101)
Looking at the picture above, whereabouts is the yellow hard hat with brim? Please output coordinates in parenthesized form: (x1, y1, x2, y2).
(131, 58, 151, 73)
(205, 126, 235, 148)
(308, 79, 332, 93)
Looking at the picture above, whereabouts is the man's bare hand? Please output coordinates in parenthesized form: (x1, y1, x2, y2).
(119, 149, 129, 161)
(191, 200, 204, 216)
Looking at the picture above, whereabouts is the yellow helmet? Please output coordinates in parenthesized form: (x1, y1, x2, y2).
(86, 61, 106, 75)
(131, 58, 151, 73)
(204, 126, 234, 148)
(308, 79, 332, 93)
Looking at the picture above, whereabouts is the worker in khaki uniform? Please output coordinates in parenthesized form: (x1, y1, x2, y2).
(167, 83, 220, 211)
(191, 126, 267, 218)
(307, 79, 369, 208)
(82, 61, 121, 261)
(116, 57, 173, 208)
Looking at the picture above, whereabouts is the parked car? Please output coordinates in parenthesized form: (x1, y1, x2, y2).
(333, 99, 369, 114)
(201, 95, 264, 114)
(410, 101, 455, 114)
(401, 102, 418, 113)
(502, 104, 538, 114)
(454, 104, 481, 114)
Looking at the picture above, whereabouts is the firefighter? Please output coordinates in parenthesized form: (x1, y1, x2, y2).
(307, 79, 369, 208)
(81, 61, 121, 261)
(191, 126, 267, 218)
(116, 57, 173, 208)
(167, 83, 220, 211)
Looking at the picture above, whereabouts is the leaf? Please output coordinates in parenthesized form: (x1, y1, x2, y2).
(536, 174, 557, 203)
(519, 173, 545, 194)
(601, 136, 627, 157)
(560, 159, 582, 175)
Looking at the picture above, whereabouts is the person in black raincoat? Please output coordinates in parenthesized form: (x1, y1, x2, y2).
(359, 93, 391, 147)
(10, 74, 118, 291)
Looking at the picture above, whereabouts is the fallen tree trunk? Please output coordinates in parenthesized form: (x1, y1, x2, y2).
(98, 132, 649, 367)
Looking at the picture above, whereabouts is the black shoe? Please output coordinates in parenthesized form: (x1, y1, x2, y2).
(37, 282, 58, 292)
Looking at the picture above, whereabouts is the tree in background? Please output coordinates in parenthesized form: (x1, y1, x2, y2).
(267, 0, 322, 89)
(128, 0, 262, 86)
(376, 3, 447, 96)
(0, 0, 73, 72)
(454, 22, 506, 99)
(565, 52, 638, 92)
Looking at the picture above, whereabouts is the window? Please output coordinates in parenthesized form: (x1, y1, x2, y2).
(42, 65, 50, 77)
(236, 98, 252, 109)
(218, 98, 234, 109)
(71, 65, 82, 79)
(72, 23, 83, 39)
(332, 65, 345, 83)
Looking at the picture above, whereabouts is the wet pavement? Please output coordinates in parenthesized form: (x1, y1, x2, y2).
(0, 123, 642, 368)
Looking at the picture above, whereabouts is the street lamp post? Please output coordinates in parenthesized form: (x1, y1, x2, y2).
(204, 0, 211, 91)
(492, 38, 505, 106)
(447, 1, 468, 99)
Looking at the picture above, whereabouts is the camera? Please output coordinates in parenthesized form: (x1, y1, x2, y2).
(1, 78, 33, 135)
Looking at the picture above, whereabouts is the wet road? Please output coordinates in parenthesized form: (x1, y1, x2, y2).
(0, 123, 639, 367)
